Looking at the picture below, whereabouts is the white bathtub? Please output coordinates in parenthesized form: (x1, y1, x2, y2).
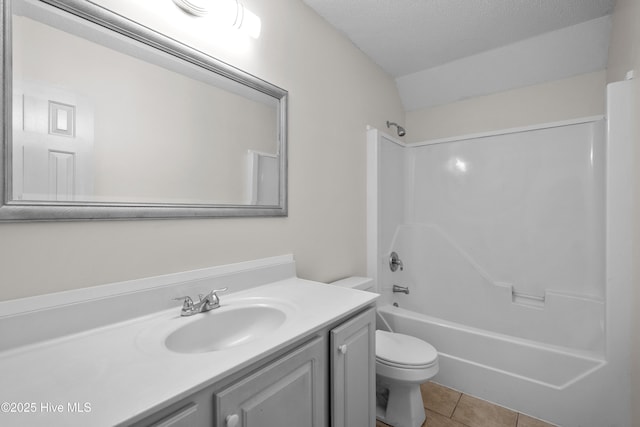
(377, 304, 608, 426)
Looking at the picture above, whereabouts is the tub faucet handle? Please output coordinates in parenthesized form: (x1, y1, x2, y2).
(389, 251, 404, 272)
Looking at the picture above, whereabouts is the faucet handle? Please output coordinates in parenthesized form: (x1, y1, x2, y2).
(210, 287, 229, 307)
(196, 288, 228, 312)
(199, 287, 228, 301)
(174, 296, 194, 309)
(389, 251, 404, 272)
(208, 287, 228, 303)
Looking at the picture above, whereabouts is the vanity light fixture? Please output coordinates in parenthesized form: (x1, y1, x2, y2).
(173, 0, 262, 39)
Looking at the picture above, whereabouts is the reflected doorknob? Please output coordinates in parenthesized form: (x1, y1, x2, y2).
(226, 414, 239, 427)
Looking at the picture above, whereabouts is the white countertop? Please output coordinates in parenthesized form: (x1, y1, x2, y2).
(0, 278, 377, 426)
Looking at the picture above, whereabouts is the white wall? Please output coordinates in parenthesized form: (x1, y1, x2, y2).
(406, 71, 606, 142)
(397, 17, 611, 112)
(606, 0, 640, 425)
(0, 0, 404, 301)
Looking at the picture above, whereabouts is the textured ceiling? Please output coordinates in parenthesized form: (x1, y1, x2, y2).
(302, 0, 616, 78)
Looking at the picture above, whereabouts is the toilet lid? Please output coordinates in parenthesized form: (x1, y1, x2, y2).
(376, 330, 438, 368)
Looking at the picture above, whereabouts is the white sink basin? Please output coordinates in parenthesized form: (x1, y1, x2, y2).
(165, 304, 288, 353)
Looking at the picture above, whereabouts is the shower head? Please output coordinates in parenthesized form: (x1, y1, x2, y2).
(386, 121, 406, 137)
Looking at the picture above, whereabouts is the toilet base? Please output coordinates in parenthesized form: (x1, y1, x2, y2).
(376, 376, 426, 427)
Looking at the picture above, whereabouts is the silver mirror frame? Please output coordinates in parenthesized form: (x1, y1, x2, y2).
(0, 0, 288, 221)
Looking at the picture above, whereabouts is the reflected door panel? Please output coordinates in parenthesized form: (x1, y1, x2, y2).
(12, 81, 94, 201)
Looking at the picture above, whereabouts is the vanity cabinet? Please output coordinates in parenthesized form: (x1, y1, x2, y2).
(330, 308, 376, 427)
(131, 307, 375, 427)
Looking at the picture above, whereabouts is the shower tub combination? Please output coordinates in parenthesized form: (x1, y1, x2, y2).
(376, 305, 605, 424)
(367, 82, 632, 427)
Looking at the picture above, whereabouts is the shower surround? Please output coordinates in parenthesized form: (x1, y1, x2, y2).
(367, 81, 632, 427)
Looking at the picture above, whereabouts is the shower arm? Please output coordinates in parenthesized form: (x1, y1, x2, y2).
(386, 121, 406, 137)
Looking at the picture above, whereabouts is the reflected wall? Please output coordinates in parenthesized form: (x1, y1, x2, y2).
(13, 14, 277, 205)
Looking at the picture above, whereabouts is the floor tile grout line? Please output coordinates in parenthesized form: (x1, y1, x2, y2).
(451, 402, 475, 427)
(450, 392, 463, 419)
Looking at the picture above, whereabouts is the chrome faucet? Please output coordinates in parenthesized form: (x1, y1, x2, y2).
(392, 285, 409, 294)
(174, 288, 228, 316)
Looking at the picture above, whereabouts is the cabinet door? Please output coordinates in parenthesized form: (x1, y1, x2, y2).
(214, 336, 327, 427)
(330, 307, 376, 427)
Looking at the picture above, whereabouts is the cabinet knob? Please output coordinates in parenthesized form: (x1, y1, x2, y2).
(226, 414, 239, 427)
(338, 344, 347, 354)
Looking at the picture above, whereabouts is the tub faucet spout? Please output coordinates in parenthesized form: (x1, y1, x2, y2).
(392, 285, 409, 294)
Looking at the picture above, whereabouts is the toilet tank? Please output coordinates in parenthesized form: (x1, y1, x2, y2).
(330, 276, 375, 292)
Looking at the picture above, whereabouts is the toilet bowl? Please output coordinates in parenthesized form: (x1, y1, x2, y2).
(376, 330, 438, 427)
(330, 277, 439, 427)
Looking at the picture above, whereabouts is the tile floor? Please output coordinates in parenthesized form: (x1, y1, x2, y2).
(375, 382, 558, 427)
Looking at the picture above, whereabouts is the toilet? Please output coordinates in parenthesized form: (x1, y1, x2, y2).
(330, 277, 439, 427)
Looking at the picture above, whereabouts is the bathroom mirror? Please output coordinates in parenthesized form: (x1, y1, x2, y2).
(0, 0, 288, 221)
